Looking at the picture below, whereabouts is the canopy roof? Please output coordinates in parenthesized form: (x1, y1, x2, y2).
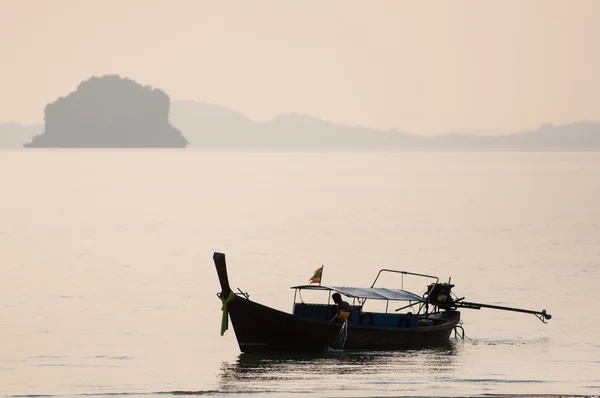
(290, 285, 423, 302)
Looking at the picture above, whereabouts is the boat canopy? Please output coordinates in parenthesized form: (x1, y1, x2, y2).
(290, 285, 423, 302)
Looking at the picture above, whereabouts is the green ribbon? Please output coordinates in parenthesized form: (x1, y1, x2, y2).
(220, 291, 235, 336)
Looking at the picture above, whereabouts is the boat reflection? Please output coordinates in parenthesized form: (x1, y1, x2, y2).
(218, 341, 460, 392)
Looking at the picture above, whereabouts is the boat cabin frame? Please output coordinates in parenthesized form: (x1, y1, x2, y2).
(290, 269, 445, 327)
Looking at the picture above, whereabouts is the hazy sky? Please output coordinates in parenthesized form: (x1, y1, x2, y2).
(1, 0, 599, 134)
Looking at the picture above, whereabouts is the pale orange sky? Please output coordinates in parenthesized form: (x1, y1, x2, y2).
(1, 0, 599, 134)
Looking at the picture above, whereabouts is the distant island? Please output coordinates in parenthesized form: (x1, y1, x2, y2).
(24, 75, 187, 148)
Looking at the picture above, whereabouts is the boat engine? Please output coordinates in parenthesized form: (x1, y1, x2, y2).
(425, 282, 456, 309)
(423, 279, 552, 323)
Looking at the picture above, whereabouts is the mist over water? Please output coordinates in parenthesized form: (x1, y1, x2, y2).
(1, 150, 599, 397)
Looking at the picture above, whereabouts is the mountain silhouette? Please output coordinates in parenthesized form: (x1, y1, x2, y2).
(24, 75, 187, 148)
(169, 100, 257, 147)
(170, 100, 600, 150)
(0, 123, 42, 147)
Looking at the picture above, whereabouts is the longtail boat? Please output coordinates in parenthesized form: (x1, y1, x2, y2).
(214, 252, 551, 353)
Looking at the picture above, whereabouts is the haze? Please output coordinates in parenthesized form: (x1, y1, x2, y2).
(1, 0, 599, 135)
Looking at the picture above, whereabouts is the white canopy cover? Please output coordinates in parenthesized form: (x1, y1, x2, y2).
(291, 285, 423, 302)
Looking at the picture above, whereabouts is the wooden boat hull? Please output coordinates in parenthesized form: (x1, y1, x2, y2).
(341, 311, 461, 350)
(226, 295, 340, 353)
(225, 294, 461, 353)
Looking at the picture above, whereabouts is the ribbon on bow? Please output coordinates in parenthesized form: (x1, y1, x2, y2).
(220, 291, 235, 336)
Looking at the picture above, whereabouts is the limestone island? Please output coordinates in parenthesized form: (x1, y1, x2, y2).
(24, 75, 188, 147)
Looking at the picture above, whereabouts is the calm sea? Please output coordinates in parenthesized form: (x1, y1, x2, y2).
(1, 150, 599, 398)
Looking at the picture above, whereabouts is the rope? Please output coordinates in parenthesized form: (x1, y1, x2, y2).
(220, 291, 234, 336)
(333, 319, 348, 350)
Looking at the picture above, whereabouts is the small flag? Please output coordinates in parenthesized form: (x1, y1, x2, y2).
(309, 266, 323, 284)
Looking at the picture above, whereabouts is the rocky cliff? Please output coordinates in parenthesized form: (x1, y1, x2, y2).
(25, 75, 188, 147)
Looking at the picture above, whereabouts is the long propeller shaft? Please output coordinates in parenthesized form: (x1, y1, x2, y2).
(456, 300, 551, 320)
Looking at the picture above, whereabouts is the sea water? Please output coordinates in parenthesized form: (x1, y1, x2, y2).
(1, 149, 599, 397)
